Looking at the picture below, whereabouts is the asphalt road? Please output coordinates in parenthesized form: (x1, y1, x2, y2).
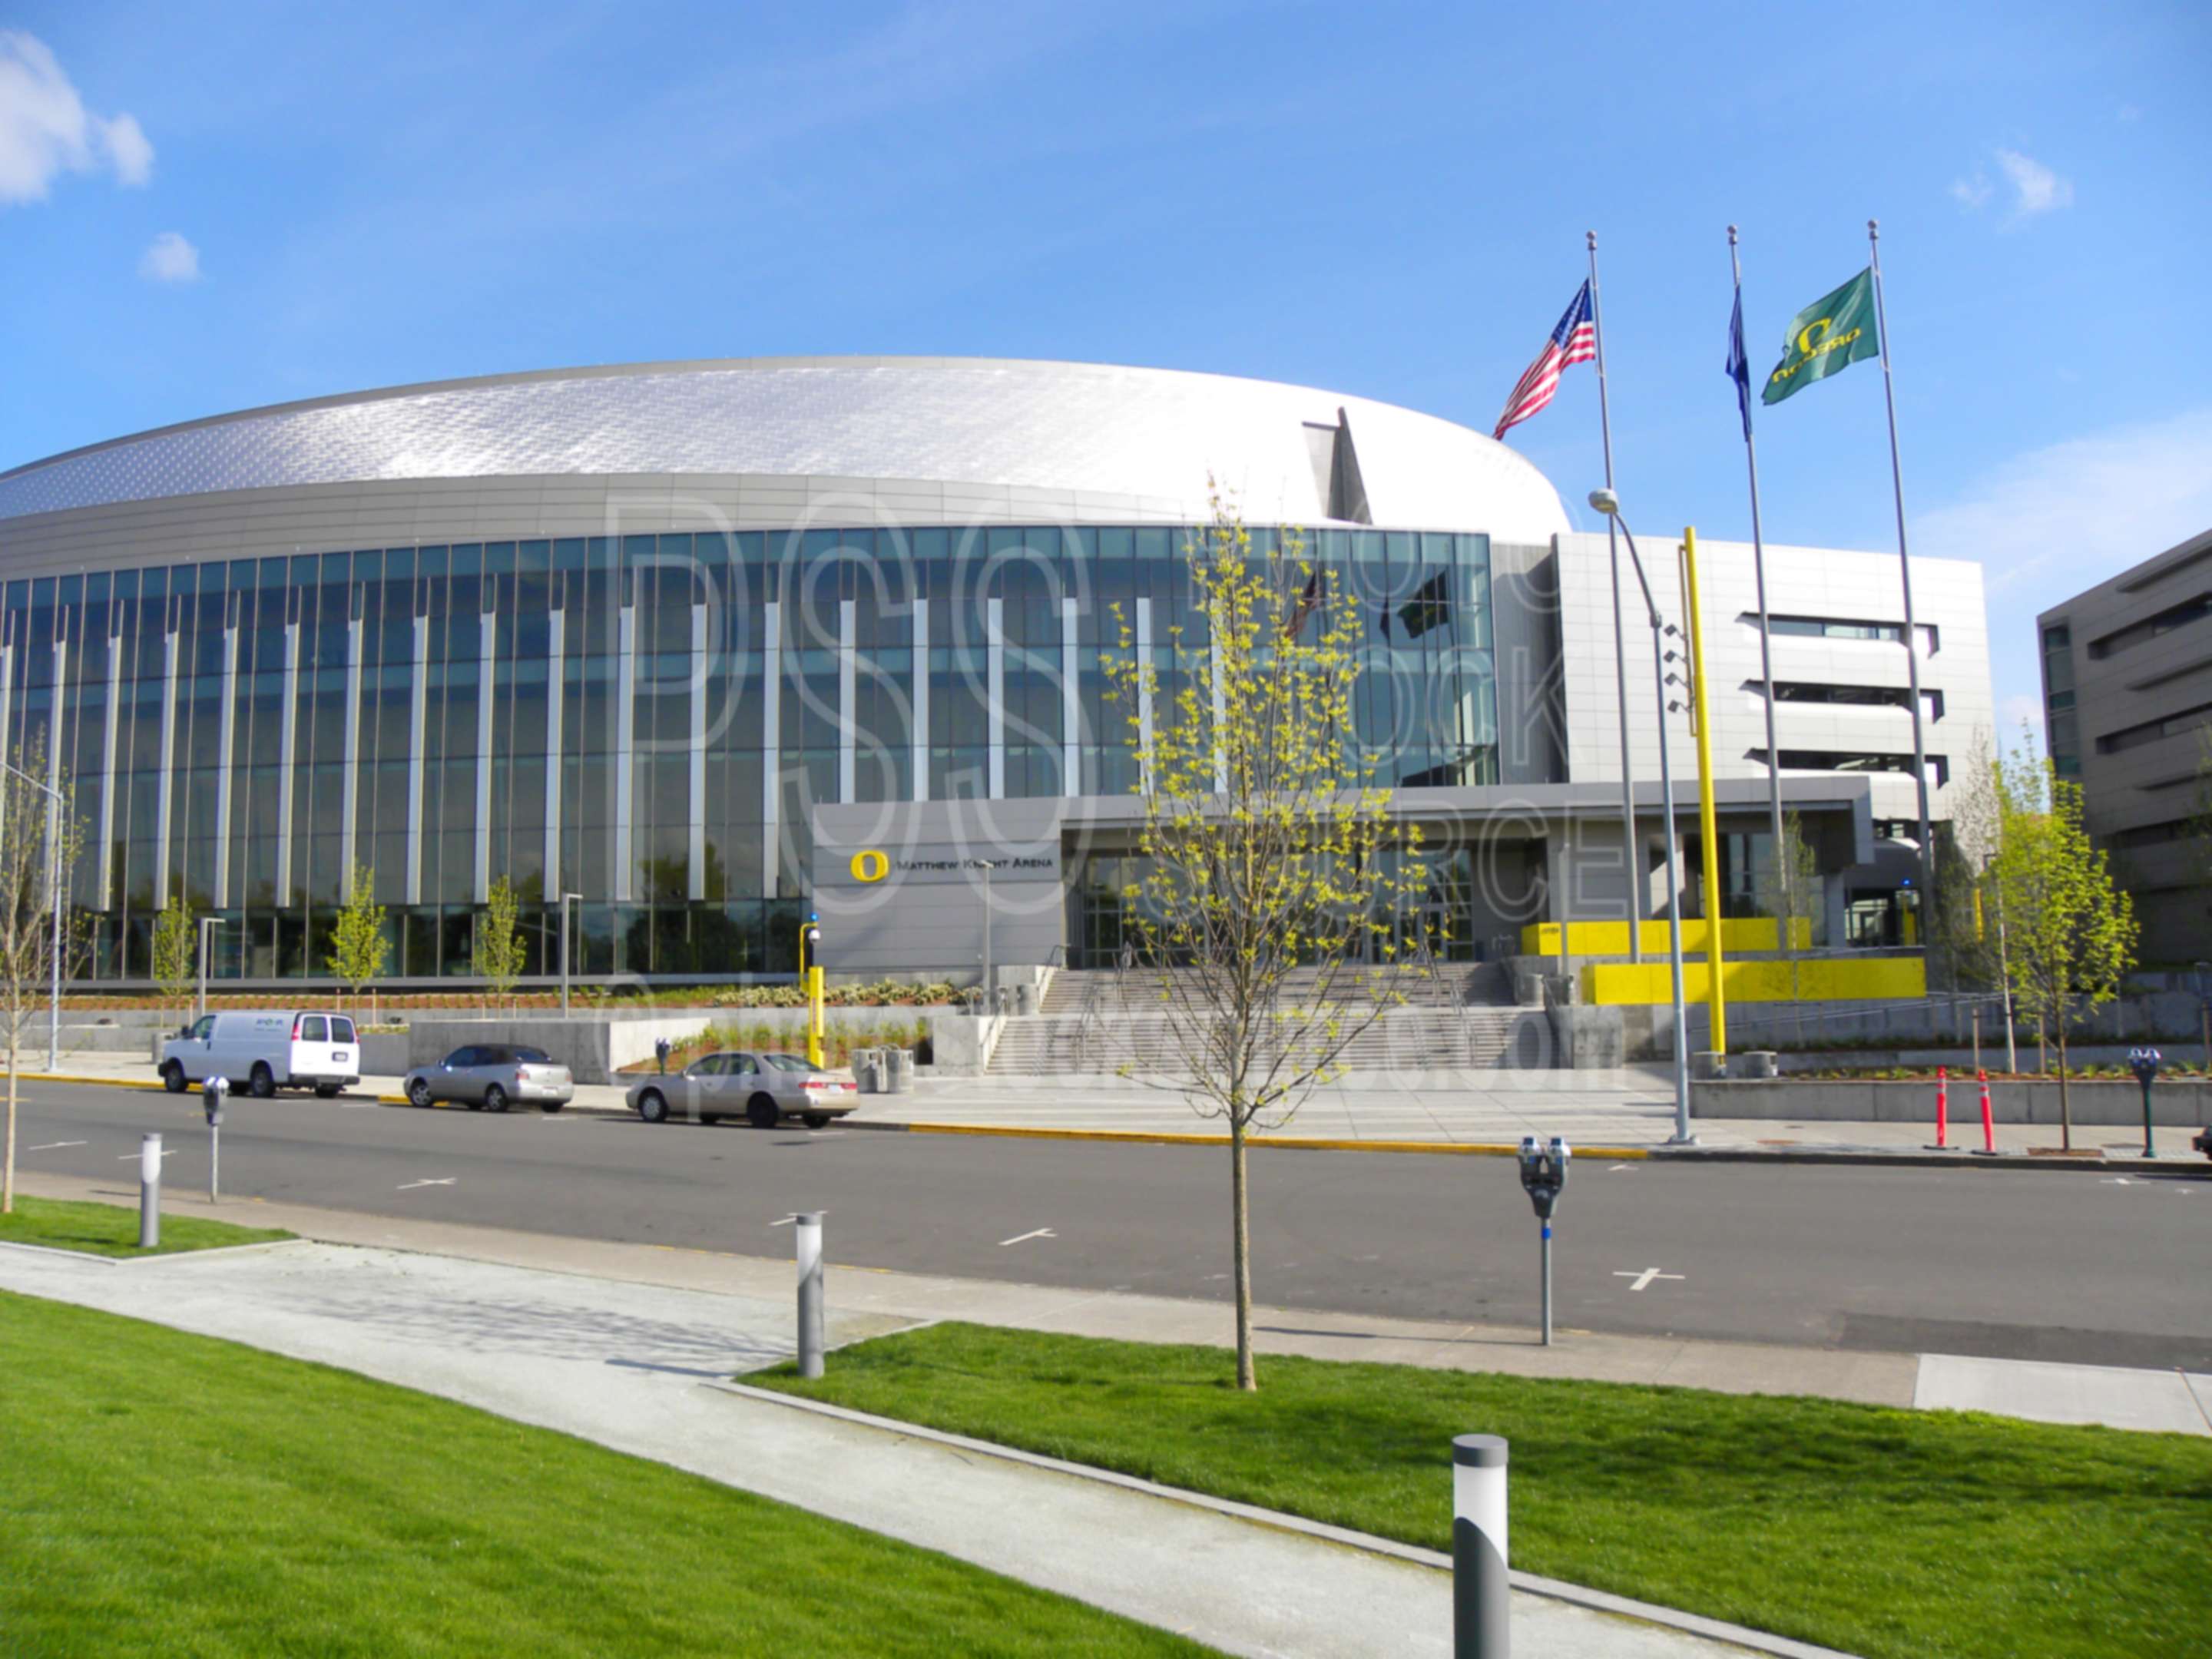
(9, 1080, 2210, 1369)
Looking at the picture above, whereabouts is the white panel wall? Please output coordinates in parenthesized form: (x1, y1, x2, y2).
(1556, 532, 1993, 830)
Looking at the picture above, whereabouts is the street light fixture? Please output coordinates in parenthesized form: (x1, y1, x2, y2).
(559, 892, 584, 1016)
(0, 759, 66, 1071)
(197, 916, 225, 1023)
(1588, 491, 1694, 1145)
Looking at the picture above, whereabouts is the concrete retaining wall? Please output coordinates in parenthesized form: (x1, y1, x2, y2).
(1694, 1078, 2211, 1127)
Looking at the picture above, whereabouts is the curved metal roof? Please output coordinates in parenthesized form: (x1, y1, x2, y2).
(0, 356, 1570, 540)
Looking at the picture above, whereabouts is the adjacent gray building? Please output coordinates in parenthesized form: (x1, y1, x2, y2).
(2037, 528, 2212, 965)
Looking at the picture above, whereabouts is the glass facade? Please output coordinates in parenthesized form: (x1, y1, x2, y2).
(0, 525, 1495, 983)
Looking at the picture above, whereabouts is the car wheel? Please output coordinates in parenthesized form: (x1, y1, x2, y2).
(161, 1061, 186, 1094)
(637, 1090, 668, 1124)
(802, 1113, 832, 1130)
(747, 1094, 780, 1131)
(407, 1078, 434, 1108)
(484, 1084, 509, 1114)
(250, 1062, 276, 1099)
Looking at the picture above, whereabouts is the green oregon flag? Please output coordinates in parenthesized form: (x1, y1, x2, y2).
(1762, 268, 1879, 406)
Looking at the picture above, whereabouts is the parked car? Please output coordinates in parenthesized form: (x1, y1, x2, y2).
(2194, 1125, 2211, 1162)
(160, 1009, 362, 1098)
(627, 1051, 859, 1129)
(403, 1045, 575, 1113)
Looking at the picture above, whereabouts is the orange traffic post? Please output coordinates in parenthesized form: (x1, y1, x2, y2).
(1934, 1065, 1948, 1149)
(1977, 1068, 1995, 1154)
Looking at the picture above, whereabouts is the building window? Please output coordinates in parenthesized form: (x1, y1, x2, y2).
(2088, 591, 2212, 660)
(1758, 614, 1940, 653)
(2093, 698, 2212, 756)
(1762, 681, 1942, 717)
(1753, 749, 1950, 787)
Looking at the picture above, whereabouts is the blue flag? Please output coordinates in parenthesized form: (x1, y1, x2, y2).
(1726, 290, 1753, 441)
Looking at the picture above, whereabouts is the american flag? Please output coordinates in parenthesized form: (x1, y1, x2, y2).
(1493, 282, 1597, 439)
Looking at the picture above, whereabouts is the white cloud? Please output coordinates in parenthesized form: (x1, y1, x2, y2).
(1994, 148, 2072, 217)
(1913, 406, 2212, 594)
(1950, 147, 2074, 223)
(138, 230, 198, 283)
(0, 31, 154, 204)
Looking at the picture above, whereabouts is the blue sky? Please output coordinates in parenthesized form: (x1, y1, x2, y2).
(5, 1, 2208, 729)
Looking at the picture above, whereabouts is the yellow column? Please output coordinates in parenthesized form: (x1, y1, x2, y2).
(1681, 528, 1727, 1053)
(800, 921, 824, 1067)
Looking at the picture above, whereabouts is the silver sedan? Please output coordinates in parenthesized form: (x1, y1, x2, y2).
(626, 1051, 859, 1129)
(404, 1044, 575, 1113)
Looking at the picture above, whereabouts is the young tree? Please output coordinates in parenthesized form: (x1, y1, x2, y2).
(326, 862, 390, 1015)
(473, 876, 527, 1012)
(1986, 748, 2138, 1148)
(1103, 493, 1426, 1392)
(0, 740, 84, 1214)
(151, 892, 197, 1031)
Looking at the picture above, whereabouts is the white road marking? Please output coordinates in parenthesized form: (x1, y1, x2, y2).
(1613, 1267, 1684, 1292)
(118, 1147, 180, 1161)
(28, 1141, 87, 1151)
(2101, 1177, 2134, 1186)
(998, 1227, 1058, 1247)
(1608, 1164, 1632, 1171)
(396, 1177, 456, 1190)
(339, 1101, 382, 1110)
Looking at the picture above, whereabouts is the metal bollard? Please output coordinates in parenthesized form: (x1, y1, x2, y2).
(795, 1210, 826, 1379)
(138, 1132, 162, 1249)
(1453, 1434, 1510, 1658)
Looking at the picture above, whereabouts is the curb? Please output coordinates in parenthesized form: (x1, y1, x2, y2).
(847, 1119, 1655, 1158)
(1650, 1145, 2208, 1176)
(712, 1379, 1856, 1659)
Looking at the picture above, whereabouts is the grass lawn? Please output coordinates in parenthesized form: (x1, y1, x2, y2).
(756, 1322, 2212, 1659)
(0, 1293, 1207, 1657)
(0, 1194, 292, 1257)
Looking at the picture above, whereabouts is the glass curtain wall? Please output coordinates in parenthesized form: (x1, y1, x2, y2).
(0, 527, 1495, 983)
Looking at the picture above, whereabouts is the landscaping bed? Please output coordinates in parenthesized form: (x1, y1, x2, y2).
(0, 1196, 292, 1258)
(757, 1321, 2212, 1659)
(0, 1294, 1204, 1657)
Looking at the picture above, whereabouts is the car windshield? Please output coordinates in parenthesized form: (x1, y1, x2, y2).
(760, 1054, 817, 1073)
(512, 1047, 552, 1064)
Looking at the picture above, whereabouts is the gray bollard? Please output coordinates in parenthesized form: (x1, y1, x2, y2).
(1453, 1434, 1509, 1658)
(795, 1210, 826, 1379)
(138, 1132, 162, 1250)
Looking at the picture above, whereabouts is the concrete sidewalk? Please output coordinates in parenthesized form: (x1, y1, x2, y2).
(39, 1048, 2210, 1161)
(0, 1221, 1840, 1659)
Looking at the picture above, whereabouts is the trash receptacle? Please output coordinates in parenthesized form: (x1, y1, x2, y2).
(886, 1048, 914, 1093)
(1015, 982, 1035, 1016)
(854, 1048, 882, 1093)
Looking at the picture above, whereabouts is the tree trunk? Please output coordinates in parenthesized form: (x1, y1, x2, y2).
(5, 1041, 17, 1214)
(2056, 1025, 2071, 1153)
(1230, 1108, 1256, 1392)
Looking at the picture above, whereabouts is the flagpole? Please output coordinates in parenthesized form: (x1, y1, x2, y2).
(1588, 230, 1642, 963)
(1867, 219, 1936, 926)
(1730, 227, 1790, 959)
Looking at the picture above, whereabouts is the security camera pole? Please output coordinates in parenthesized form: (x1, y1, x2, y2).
(1516, 1136, 1571, 1345)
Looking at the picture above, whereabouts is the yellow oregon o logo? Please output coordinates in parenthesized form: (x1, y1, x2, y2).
(850, 849, 890, 883)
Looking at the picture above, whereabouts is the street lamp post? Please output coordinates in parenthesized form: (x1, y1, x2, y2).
(197, 916, 224, 1023)
(977, 860, 998, 1011)
(559, 892, 584, 1017)
(1, 760, 66, 1071)
(1588, 492, 1694, 1144)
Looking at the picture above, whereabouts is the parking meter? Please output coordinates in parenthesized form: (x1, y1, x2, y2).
(1517, 1137, 1570, 1346)
(201, 1075, 229, 1204)
(654, 1036, 671, 1075)
(1517, 1135, 1569, 1220)
(2128, 1046, 2161, 1159)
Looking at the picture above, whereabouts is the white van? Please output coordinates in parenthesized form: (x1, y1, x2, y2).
(159, 1010, 362, 1099)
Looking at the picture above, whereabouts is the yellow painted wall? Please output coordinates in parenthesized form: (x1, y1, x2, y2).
(1580, 955, 1925, 1005)
(1520, 918, 1813, 956)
